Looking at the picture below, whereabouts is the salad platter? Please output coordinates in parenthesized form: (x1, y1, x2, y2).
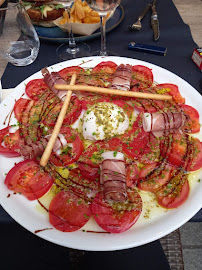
(0, 56, 202, 251)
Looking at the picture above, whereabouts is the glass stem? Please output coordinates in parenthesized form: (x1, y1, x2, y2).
(100, 15, 107, 56)
(67, 7, 78, 54)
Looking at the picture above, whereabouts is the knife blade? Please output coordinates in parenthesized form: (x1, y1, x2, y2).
(151, 0, 160, 41)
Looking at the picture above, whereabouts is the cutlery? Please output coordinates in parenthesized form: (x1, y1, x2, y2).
(151, 0, 160, 41)
(129, 3, 152, 31)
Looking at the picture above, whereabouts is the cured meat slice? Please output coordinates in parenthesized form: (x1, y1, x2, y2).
(100, 151, 127, 202)
(19, 133, 68, 160)
(111, 64, 132, 91)
(142, 112, 185, 137)
(42, 68, 71, 101)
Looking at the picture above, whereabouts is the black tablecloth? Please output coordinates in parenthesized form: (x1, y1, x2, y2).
(0, 223, 170, 270)
(0, 0, 201, 265)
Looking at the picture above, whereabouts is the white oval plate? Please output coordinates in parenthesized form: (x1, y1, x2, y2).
(0, 56, 202, 251)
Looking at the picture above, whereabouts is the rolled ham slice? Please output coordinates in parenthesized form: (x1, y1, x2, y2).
(111, 64, 132, 91)
(42, 68, 75, 101)
(142, 112, 185, 137)
(20, 133, 68, 160)
(100, 151, 127, 202)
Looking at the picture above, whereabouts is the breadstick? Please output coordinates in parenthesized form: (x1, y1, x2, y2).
(54, 84, 172, 101)
(40, 74, 77, 167)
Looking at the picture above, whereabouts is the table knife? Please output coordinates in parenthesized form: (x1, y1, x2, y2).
(151, 0, 160, 41)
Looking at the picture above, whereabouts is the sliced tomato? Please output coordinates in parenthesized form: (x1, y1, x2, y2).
(69, 168, 99, 192)
(78, 138, 123, 168)
(25, 79, 51, 101)
(111, 100, 134, 119)
(139, 162, 158, 178)
(43, 96, 82, 127)
(186, 139, 202, 171)
(138, 163, 174, 193)
(49, 190, 91, 232)
(139, 134, 160, 164)
(161, 133, 187, 167)
(156, 179, 189, 209)
(155, 84, 185, 105)
(50, 127, 84, 167)
(131, 65, 153, 91)
(126, 163, 139, 187)
(78, 162, 100, 180)
(122, 128, 149, 159)
(181, 104, 200, 133)
(0, 127, 22, 157)
(58, 66, 85, 81)
(130, 88, 158, 113)
(3, 129, 23, 152)
(92, 190, 142, 233)
(92, 61, 118, 74)
(80, 95, 111, 110)
(14, 98, 30, 122)
(4, 160, 53, 200)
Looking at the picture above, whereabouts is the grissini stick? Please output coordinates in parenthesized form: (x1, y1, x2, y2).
(40, 73, 77, 167)
(54, 84, 172, 101)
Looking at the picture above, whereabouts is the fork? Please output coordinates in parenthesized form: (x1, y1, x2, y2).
(129, 3, 152, 31)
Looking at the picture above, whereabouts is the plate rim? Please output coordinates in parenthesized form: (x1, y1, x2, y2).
(0, 56, 202, 251)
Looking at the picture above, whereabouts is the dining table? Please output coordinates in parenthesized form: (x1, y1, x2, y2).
(0, 0, 202, 269)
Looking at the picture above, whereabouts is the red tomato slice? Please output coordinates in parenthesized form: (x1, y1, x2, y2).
(122, 128, 149, 159)
(181, 104, 200, 133)
(14, 98, 30, 122)
(79, 138, 124, 168)
(92, 61, 118, 74)
(138, 163, 174, 193)
(131, 65, 153, 91)
(157, 179, 189, 209)
(43, 96, 82, 127)
(161, 133, 187, 167)
(3, 129, 23, 152)
(0, 127, 21, 157)
(186, 139, 202, 171)
(139, 163, 158, 178)
(80, 95, 111, 110)
(58, 66, 85, 81)
(69, 168, 99, 192)
(49, 190, 91, 232)
(50, 127, 84, 166)
(139, 134, 160, 164)
(155, 83, 185, 105)
(126, 163, 139, 187)
(92, 190, 142, 233)
(78, 163, 100, 180)
(4, 160, 53, 200)
(111, 100, 134, 119)
(25, 79, 51, 101)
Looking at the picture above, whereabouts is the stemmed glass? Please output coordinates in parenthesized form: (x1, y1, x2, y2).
(85, 0, 122, 56)
(56, 0, 90, 60)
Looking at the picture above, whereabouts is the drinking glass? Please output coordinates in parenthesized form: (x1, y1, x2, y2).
(0, 1, 40, 66)
(56, 0, 90, 60)
(85, 0, 122, 56)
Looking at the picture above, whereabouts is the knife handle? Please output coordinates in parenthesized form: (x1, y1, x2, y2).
(138, 3, 152, 20)
(151, 0, 157, 16)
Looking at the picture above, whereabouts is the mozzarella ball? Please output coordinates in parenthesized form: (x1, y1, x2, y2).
(83, 102, 129, 141)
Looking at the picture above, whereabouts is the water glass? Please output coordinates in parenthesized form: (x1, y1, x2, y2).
(0, 1, 40, 66)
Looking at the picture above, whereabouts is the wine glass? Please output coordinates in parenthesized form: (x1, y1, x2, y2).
(85, 0, 122, 56)
(56, 0, 90, 60)
(0, 1, 39, 66)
